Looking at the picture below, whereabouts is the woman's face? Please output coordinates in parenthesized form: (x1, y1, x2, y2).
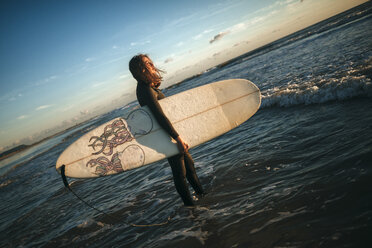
(142, 56, 157, 76)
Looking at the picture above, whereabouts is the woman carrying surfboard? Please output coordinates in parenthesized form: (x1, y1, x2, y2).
(129, 54, 204, 206)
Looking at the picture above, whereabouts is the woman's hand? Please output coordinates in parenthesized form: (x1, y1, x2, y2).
(175, 136, 189, 153)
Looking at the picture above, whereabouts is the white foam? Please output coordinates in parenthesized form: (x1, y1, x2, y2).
(261, 66, 372, 108)
(250, 207, 308, 234)
(158, 226, 209, 245)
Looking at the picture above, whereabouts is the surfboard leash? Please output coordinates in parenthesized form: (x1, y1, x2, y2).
(60, 164, 171, 227)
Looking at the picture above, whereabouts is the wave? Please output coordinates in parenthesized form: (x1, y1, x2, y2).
(261, 62, 372, 108)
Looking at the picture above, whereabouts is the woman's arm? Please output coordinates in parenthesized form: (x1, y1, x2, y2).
(143, 87, 189, 153)
(143, 87, 179, 139)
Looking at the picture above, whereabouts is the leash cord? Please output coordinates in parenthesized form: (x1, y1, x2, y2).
(60, 165, 170, 227)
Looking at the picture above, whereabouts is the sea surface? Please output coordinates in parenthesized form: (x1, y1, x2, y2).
(1, 3, 372, 247)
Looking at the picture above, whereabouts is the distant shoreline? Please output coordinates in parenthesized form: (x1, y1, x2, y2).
(0, 145, 30, 161)
(0, 120, 93, 162)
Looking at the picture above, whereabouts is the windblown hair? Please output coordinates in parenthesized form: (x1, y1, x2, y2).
(129, 54, 163, 88)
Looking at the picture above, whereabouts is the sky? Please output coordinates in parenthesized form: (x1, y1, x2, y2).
(0, 0, 367, 151)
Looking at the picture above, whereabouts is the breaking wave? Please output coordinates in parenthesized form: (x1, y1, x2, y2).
(261, 60, 372, 108)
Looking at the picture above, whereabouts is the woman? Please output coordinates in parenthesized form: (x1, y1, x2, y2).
(129, 54, 204, 206)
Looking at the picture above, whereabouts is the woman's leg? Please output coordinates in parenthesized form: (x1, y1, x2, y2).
(184, 152, 204, 196)
(168, 154, 194, 206)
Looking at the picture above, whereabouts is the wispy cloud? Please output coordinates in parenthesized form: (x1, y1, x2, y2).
(198, 1, 244, 21)
(251, 0, 296, 17)
(130, 40, 151, 47)
(214, 8, 279, 43)
(119, 74, 129, 79)
(193, 34, 203, 40)
(164, 57, 174, 64)
(36, 105, 53, 111)
(9, 93, 23, 102)
(92, 82, 106, 88)
(34, 75, 58, 86)
(285, 0, 305, 13)
(166, 12, 199, 29)
(175, 42, 184, 47)
(193, 29, 214, 40)
(231, 23, 246, 32)
(60, 104, 74, 112)
(0, 88, 27, 104)
(209, 31, 230, 44)
(163, 53, 176, 64)
(46, 75, 57, 82)
(17, 115, 28, 120)
(85, 57, 96, 62)
(209, 21, 250, 45)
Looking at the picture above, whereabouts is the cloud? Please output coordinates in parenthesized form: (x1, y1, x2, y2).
(209, 31, 230, 44)
(92, 82, 105, 88)
(193, 34, 203, 40)
(119, 74, 129, 79)
(130, 40, 151, 47)
(230, 23, 246, 32)
(256, 0, 296, 13)
(60, 104, 74, 112)
(164, 57, 174, 64)
(33, 75, 58, 86)
(193, 29, 214, 40)
(166, 13, 199, 29)
(17, 115, 28, 120)
(45, 75, 57, 82)
(176, 42, 184, 47)
(85, 57, 96, 62)
(36, 105, 53, 111)
(286, 0, 303, 13)
(208, 23, 245, 45)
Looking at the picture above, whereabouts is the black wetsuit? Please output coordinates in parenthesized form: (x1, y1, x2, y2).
(136, 82, 204, 206)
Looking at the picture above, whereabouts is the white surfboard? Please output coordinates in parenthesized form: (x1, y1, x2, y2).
(56, 79, 261, 178)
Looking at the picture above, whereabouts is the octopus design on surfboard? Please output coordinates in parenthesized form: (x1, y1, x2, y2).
(86, 109, 152, 176)
(86, 145, 146, 176)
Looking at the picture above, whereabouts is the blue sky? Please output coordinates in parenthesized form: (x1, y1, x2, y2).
(0, 0, 367, 150)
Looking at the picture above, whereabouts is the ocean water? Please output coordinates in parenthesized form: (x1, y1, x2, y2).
(1, 3, 372, 247)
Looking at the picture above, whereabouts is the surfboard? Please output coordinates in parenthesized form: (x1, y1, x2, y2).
(56, 79, 261, 178)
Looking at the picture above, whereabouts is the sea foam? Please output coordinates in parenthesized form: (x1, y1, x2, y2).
(261, 63, 372, 108)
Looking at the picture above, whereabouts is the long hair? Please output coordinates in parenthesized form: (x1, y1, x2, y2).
(129, 54, 163, 88)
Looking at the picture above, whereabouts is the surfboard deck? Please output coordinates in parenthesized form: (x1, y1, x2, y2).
(56, 79, 261, 178)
